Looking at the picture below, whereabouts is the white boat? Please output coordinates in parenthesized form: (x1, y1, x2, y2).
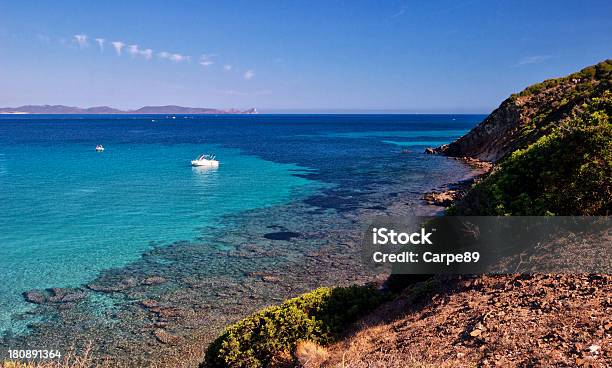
(191, 154, 219, 167)
(95, 145, 105, 152)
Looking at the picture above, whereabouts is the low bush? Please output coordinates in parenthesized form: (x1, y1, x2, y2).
(513, 59, 611, 99)
(449, 91, 611, 216)
(202, 285, 385, 368)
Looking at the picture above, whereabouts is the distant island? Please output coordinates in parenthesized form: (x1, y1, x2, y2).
(0, 105, 258, 115)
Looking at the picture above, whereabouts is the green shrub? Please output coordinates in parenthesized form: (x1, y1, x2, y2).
(515, 59, 611, 98)
(203, 285, 385, 368)
(449, 91, 611, 216)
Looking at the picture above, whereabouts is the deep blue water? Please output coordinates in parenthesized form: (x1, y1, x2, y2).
(0, 114, 483, 335)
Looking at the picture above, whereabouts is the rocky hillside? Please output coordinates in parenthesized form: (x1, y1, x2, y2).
(327, 63, 610, 367)
(433, 59, 611, 162)
(202, 61, 611, 367)
(202, 275, 611, 368)
(321, 275, 611, 368)
(445, 60, 611, 215)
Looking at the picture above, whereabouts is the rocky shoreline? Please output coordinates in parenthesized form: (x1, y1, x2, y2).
(422, 155, 492, 207)
(3, 154, 476, 368)
(201, 60, 612, 367)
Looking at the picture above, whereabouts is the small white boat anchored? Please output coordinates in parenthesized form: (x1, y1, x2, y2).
(95, 145, 105, 152)
(191, 154, 219, 167)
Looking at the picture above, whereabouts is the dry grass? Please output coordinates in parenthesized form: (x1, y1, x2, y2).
(331, 356, 474, 368)
(0, 327, 211, 368)
(1, 324, 212, 368)
(295, 341, 329, 368)
(294, 341, 464, 368)
(321, 275, 611, 368)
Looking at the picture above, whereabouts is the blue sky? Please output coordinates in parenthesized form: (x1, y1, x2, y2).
(0, 0, 610, 112)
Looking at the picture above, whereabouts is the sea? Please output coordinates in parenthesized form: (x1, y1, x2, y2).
(0, 114, 484, 363)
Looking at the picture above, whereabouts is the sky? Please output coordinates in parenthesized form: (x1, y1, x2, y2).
(0, 0, 611, 113)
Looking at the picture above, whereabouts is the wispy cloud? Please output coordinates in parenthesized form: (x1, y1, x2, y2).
(513, 55, 553, 67)
(170, 53, 190, 63)
(391, 6, 409, 18)
(111, 41, 125, 56)
(127, 44, 140, 57)
(68, 32, 243, 72)
(243, 70, 255, 80)
(74, 34, 88, 48)
(158, 51, 190, 63)
(199, 54, 215, 67)
(112, 43, 155, 60)
(140, 48, 153, 60)
(95, 38, 105, 51)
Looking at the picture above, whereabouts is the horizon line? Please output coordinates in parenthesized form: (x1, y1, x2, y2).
(0, 104, 492, 115)
(0, 112, 491, 116)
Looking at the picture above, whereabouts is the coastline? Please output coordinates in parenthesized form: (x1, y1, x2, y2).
(0, 0, 608, 364)
(202, 59, 612, 367)
(196, 156, 494, 368)
(422, 157, 492, 207)
(1, 151, 480, 367)
(163, 156, 489, 367)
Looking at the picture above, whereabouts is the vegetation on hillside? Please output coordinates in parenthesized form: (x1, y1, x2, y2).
(509, 60, 611, 155)
(449, 62, 611, 216)
(512, 59, 611, 99)
(202, 60, 612, 367)
(202, 286, 385, 368)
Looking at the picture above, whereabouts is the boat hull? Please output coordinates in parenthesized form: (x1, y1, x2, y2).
(191, 160, 219, 167)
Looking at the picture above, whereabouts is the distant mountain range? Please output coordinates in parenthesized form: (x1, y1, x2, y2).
(0, 105, 258, 114)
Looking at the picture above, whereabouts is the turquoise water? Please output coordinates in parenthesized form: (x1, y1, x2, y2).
(324, 129, 466, 148)
(0, 114, 483, 341)
(0, 143, 319, 333)
(323, 129, 468, 139)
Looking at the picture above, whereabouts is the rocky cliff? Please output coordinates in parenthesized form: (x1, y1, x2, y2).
(201, 60, 612, 368)
(433, 59, 612, 163)
(445, 59, 611, 215)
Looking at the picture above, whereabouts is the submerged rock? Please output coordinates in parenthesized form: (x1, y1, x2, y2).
(22, 288, 87, 305)
(246, 272, 282, 283)
(263, 231, 301, 241)
(141, 276, 166, 286)
(87, 277, 139, 293)
(23, 290, 46, 304)
(153, 329, 181, 345)
(262, 275, 281, 283)
(47, 288, 87, 303)
(140, 299, 160, 309)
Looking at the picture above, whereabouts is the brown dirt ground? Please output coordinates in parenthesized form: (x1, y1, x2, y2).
(319, 274, 611, 368)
